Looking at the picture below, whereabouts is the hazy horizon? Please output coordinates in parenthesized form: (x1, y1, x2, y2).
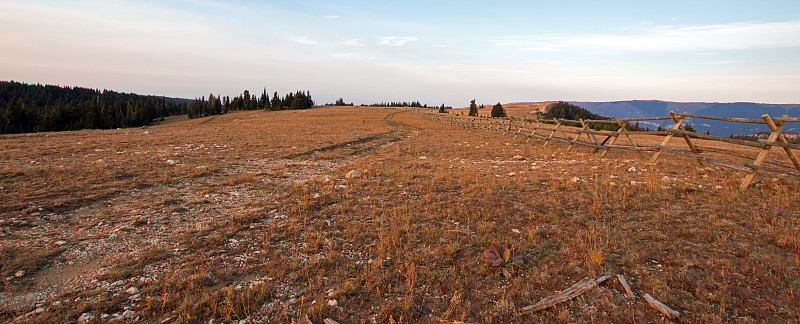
(2, 0, 799, 105)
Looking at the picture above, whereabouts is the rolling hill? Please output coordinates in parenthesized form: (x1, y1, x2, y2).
(571, 100, 800, 136)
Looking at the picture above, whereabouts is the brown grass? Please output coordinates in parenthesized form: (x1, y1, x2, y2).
(1, 106, 799, 322)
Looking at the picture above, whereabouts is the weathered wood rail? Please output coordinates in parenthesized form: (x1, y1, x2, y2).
(415, 110, 800, 189)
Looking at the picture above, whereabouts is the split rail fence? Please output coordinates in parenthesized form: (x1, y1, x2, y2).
(415, 109, 800, 189)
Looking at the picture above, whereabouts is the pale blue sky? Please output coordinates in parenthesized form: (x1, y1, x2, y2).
(2, 0, 799, 105)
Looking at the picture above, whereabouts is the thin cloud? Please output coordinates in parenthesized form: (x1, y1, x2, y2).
(492, 20, 800, 52)
(432, 44, 448, 48)
(291, 36, 319, 45)
(324, 15, 340, 19)
(343, 38, 366, 46)
(332, 53, 375, 60)
(380, 36, 418, 46)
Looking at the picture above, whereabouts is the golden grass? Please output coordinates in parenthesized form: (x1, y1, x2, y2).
(1, 106, 799, 322)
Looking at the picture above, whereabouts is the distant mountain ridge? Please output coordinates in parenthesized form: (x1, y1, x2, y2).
(570, 100, 800, 136)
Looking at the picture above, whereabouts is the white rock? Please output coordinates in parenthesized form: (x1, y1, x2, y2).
(628, 166, 637, 173)
(34, 307, 45, 314)
(571, 177, 581, 183)
(513, 155, 525, 160)
(78, 312, 95, 323)
(345, 170, 360, 179)
(125, 287, 140, 295)
(55, 240, 68, 246)
(143, 131, 152, 135)
(14, 270, 25, 278)
(122, 310, 136, 318)
(313, 193, 321, 199)
(165, 160, 177, 165)
(418, 156, 427, 160)
(327, 299, 338, 307)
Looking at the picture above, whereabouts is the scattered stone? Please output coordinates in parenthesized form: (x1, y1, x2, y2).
(165, 160, 177, 165)
(513, 155, 525, 160)
(34, 307, 45, 314)
(55, 240, 68, 246)
(327, 299, 338, 307)
(571, 177, 581, 183)
(52, 301, 62, 307)
(143, 131, 152, 135)
(125, 287, 140, 295)
(313, 193, 321, 199)
(14, 270, 25, 278)
(507, 172, 517, 177)
(78, 312, 95, 323)
(419, 156, 427, 160)
(628, 166, 637, 173)
(122, 309, 136, 318)
(345, 170, 360, 179)
(116, 225, 134, 232)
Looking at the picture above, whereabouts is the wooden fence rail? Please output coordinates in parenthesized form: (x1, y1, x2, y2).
(415, 110, 800, 189)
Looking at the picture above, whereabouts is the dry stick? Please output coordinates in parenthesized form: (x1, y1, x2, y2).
(643, 293, 680, 319)
(520, 276, 611, 313)
(740, 115, 786, 189)
(616, 274, 635, 300)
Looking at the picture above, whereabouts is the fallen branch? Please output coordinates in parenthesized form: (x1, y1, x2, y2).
(644, 293, 680, 319)
(616, 274, 635, 300)
(520, 275, 611, 313)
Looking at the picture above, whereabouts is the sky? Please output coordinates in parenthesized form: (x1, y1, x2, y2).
(2, 0, 800, 106)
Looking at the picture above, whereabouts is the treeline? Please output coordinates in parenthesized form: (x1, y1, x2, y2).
(733, 132, 800, 144)
(188, 89, 314, 119)
(0, 81, 189, 134)
(542, 101, 608, 121)
(362, 101, 428, 108)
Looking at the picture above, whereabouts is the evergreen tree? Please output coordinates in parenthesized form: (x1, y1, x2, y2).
(260, 89, 270, 110)
(439, 104, 446, 113)
(684, 123, 697, 133)
(271, 91, 281, 110)
(469, 99, 478, 117)
(491, 102, 506, 118)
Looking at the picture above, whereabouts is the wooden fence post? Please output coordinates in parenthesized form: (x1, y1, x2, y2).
(527, 119, 542, 143)
(545, 119, 562, 147)
(740, 114, 787, 189)
(652, 112, 682, 162)
(652, 111, 703, 166)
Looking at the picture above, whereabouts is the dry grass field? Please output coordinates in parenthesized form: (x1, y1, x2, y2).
(1, 106, 799, 323)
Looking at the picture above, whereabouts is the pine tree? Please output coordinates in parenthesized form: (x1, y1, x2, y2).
(439, 104, 446, 113)
(469, 99, 478, 117)
(491, 102, 506, 118)
(260, 89, 270, 110)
